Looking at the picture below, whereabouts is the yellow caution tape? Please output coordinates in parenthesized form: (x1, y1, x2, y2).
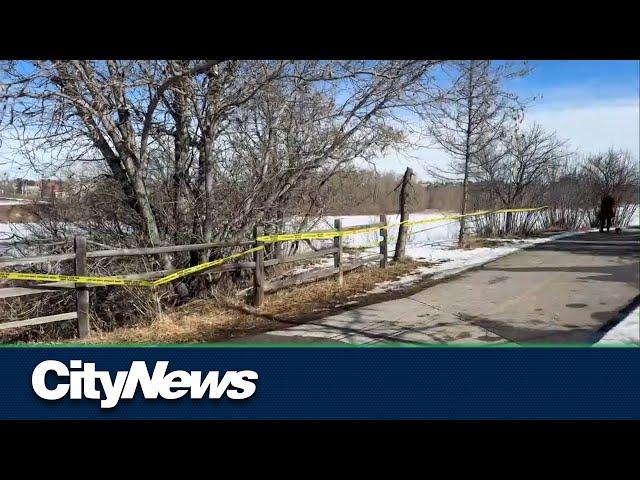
(257, 206, 549, 243)
(394, 209, 493, 229)
(0, 271, 153, 287)
(149, 245, 264, 287)
(0, 206, 549, 287)
(490, 206, 550, 215)
(0, 246, 264, 288)
(256, 211, 483, 243)
(350, 206, 549, 250)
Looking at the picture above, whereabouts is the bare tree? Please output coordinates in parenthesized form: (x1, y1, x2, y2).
(474, 123, 568, 233)
(0, 60, 224, 256)
(425, 60, 530, 244)
(393, 167, 414, 261)
(541, 157, 589, 230)
(0, 60, 442, 286)
(581, 149, 640, 226)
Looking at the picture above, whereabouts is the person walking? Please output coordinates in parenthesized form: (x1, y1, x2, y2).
(599, 194, 616, 232)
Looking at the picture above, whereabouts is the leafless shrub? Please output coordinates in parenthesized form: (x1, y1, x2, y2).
(1, 60, 442, 256)
(0, 289, 76, 343)
(468, 123, 568, 236)
(424, 60, 531, 243)
(472, 209, 547, 237)
(580, 149, 639, 226)
(536, 150, 639, 231)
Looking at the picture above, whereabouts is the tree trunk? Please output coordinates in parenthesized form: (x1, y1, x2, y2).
(200, 70, 222, 260)
(171, 77, 191, 246)
(131, 173, 162, 246)
(459, 63, 475, 246)
(394, 167, 413, 261)
(132, 172, 172, 269)
(202, 142, 216, 245)
(458, 156, 470, 246)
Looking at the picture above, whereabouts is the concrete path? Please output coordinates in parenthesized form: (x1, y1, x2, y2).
(242, 229, 640, 345)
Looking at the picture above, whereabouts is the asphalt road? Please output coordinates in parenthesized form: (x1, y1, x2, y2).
(241, 229, 640, 345)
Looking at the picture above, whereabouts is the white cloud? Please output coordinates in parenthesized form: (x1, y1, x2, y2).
(526, 98, 639, 158)
(373, 96, 640, 180)
(368, 145, 451, 181)
(2, 93, 638, 183)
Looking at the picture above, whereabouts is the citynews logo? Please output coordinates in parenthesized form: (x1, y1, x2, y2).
(32, 360, 258, 409)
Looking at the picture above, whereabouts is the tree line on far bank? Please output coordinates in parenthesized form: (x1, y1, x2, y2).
(320, 148, 639, 231)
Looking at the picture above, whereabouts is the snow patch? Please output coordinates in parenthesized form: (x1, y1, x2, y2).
(0, 198, 47, 206)
(629, 205, 640, 227)
(0, 222, 38, 255)
(595, 306, 640, 346)
(0, 222, 33, 240)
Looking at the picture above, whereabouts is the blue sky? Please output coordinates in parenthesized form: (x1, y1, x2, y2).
(516, 60, 638, 93)
(379, 60, 640, 178)
(2, 60, 639, 179)
(511, 60, 639, 106)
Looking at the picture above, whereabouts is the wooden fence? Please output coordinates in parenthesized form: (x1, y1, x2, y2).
(0, 216, 389, 339)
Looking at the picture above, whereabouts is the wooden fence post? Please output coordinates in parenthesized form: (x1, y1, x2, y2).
(379, 214, 388, 268)
(333, 219, 343, 286)
(274, 211, 284, 261)
(253, 226, 265, 307)
(274, 236, 283, 262)
(394, 167, 413, 261)
(74, 235, 90, 339)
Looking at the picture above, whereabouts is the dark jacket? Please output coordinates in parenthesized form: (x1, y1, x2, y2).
(600, 195, 616, 219)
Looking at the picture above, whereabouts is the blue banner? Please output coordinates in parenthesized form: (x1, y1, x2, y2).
(0, 347, 638, 419)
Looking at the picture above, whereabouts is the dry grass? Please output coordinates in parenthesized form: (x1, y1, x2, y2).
(85, 303, 273, 344)
(81, 260, 422, 344)
(544, 225, 572, 232)
(263, 260, 421, 320)
(0, 204, 40, 222)
(456, 237, 509, 249)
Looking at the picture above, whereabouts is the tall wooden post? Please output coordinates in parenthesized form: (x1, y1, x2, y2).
(379, 214, 388, 268)
(273, 241, 282, 262)
(505, 210, 513, 235)
(253, 226, 265, 307)
(74, 235, 90, 339)
(333, 219, 343, 286)
(274, 210, 284, 261)
(394, 167, 413, 261)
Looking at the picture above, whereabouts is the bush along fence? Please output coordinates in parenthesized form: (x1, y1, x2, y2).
(0, 206, 548, 338)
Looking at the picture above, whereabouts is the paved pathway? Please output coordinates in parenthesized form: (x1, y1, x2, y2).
(242, 229, 640, 345)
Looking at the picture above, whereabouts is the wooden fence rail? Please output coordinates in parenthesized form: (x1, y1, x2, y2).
(0, 219, 390, 338)
(0, 239, 255, 266)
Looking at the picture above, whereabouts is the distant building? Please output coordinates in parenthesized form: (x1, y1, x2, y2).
(14, 178, 67, 199)
(0, 181, 16, 196)
(15, 179, 39, 196)
(38, 179, 66, 199)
